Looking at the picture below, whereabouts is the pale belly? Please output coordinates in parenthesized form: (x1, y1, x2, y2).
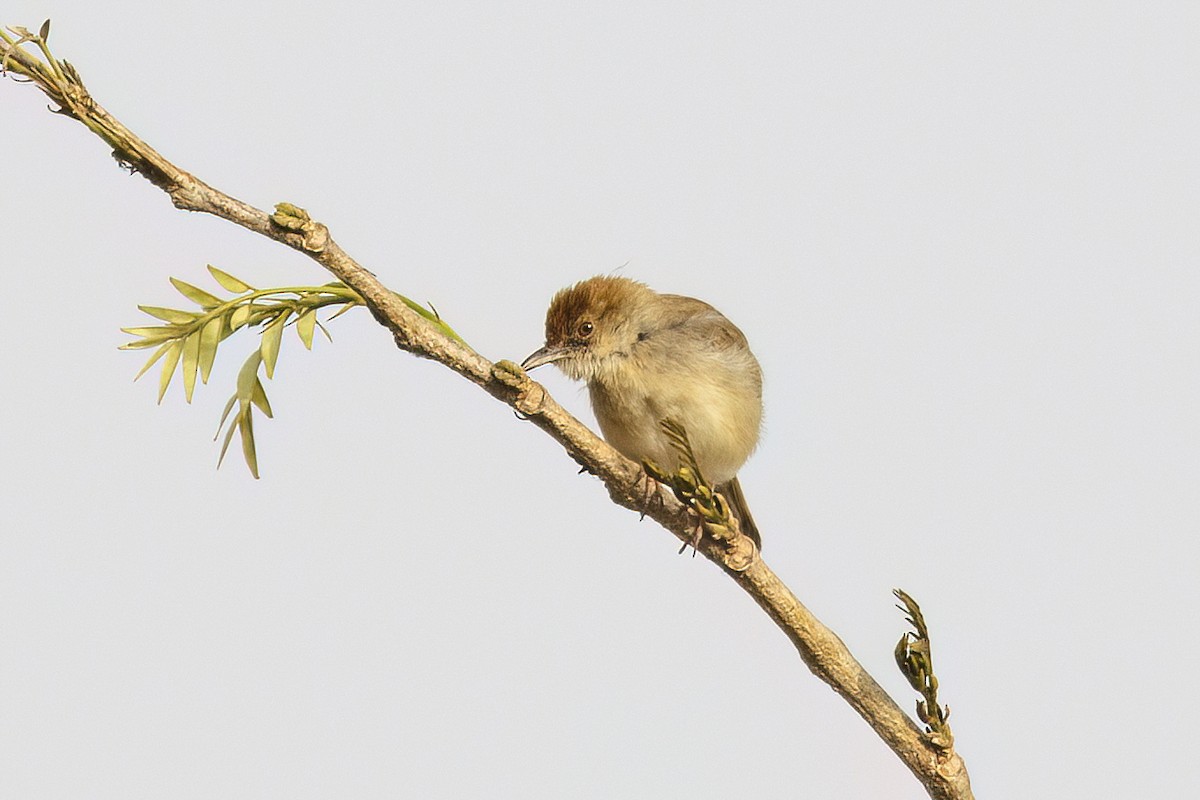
(588, 372, 760, 485)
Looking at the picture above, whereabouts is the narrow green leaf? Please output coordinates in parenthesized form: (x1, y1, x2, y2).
(138, 305, 199, 324)
(217, 408, 239, 468)
(314, 319, 333, 342)
(327, 302, 358, 322)
(170, 276, 223, 308)
(247, 309, 275, 328)
(250, 378, 273, 417)
(260, 312, 288, 379)
(229, 304, 252, 330)
(239, 409, 259, 479)
(214, 393, 238, 439)
(207, 264, 255, 293)
(121, 325, 183, 339)
(198, 317, 222, 384)
(181, 331, 201, 403)
(157, 340, 184, 403)
(120, 336, 177, 350)
(134, 340, 175, 381)
(236, 351, 263, 406)
(295, 309, 316, 350)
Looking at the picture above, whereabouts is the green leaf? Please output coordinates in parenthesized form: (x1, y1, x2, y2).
(229, 304, 253, 330)
(214, 393, 238, 438)
(327, 302, 357, 322)
(250, 378, 273, 417)
(239, 409, 259, 478)
(157, 340, 183, 403)
(138, 305, 199, 324)
(236, 351, 263, 406)
(134, 340, 175, 381)
(217, 407, 239, 468)
(198, 317, 222, 384)
(170, 277, 223, 308)
(119, 336, 177, 350)
(121, 325, 184, 339)
(181, 331, 201, 403)
(249, 309, 276, 327)
(207, 264, 254, 293)
(295, 309, 316, 350)
(314, 319, 333, 342)
(260, 311, 288, 379)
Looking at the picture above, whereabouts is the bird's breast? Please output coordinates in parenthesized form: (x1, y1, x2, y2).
(587, 351, 761, 485)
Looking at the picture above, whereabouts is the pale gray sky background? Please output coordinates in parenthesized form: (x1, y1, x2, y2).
(2, 3, 1197, 798)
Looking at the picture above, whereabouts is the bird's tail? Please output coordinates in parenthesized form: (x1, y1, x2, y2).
(717, 476, 761, 551)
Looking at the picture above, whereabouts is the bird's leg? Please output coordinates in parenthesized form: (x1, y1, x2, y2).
(630, 468, 662, 521)
(679, 517, 706, 557)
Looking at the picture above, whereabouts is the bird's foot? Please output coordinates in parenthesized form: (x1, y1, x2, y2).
(630, 469, 662, 521)
(677, 519, 705, 557)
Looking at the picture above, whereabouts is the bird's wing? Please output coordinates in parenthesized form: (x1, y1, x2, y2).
(655, 294, 751, 353)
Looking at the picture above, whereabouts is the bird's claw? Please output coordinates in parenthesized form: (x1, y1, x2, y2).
(677, 520, 704, 557)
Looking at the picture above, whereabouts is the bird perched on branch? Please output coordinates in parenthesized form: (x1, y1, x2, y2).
(522, 275, 763, 549)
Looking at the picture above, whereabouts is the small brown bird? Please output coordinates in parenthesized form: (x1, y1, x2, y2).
(522, 275, 764, 549)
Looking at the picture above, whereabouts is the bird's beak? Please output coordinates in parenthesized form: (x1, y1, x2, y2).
(521, 345, 568, 371)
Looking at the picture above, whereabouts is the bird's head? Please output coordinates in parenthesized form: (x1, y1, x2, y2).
(521, 275, 653, 382)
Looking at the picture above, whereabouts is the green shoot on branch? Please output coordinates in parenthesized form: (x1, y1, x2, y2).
(893, 588, 954, 748)
(120, 265, 460, 478)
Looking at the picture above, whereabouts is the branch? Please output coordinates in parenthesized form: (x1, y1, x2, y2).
(2, 24, 972, 800)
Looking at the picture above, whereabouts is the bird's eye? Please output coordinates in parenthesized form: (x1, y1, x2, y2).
(578, 321, 594, 338)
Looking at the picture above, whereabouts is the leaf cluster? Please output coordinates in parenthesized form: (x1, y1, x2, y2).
(2, 20, 93, 128)
(1, 20, 60, 85)
(893, 588, 953, 747)
(120, 266, 363, 477)
(643, 418, 736, 553)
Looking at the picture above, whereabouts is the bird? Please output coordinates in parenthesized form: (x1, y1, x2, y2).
(521, 275, 763, 549)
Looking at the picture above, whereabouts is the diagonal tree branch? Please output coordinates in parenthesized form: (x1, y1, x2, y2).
(2, 24, 972, 800)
